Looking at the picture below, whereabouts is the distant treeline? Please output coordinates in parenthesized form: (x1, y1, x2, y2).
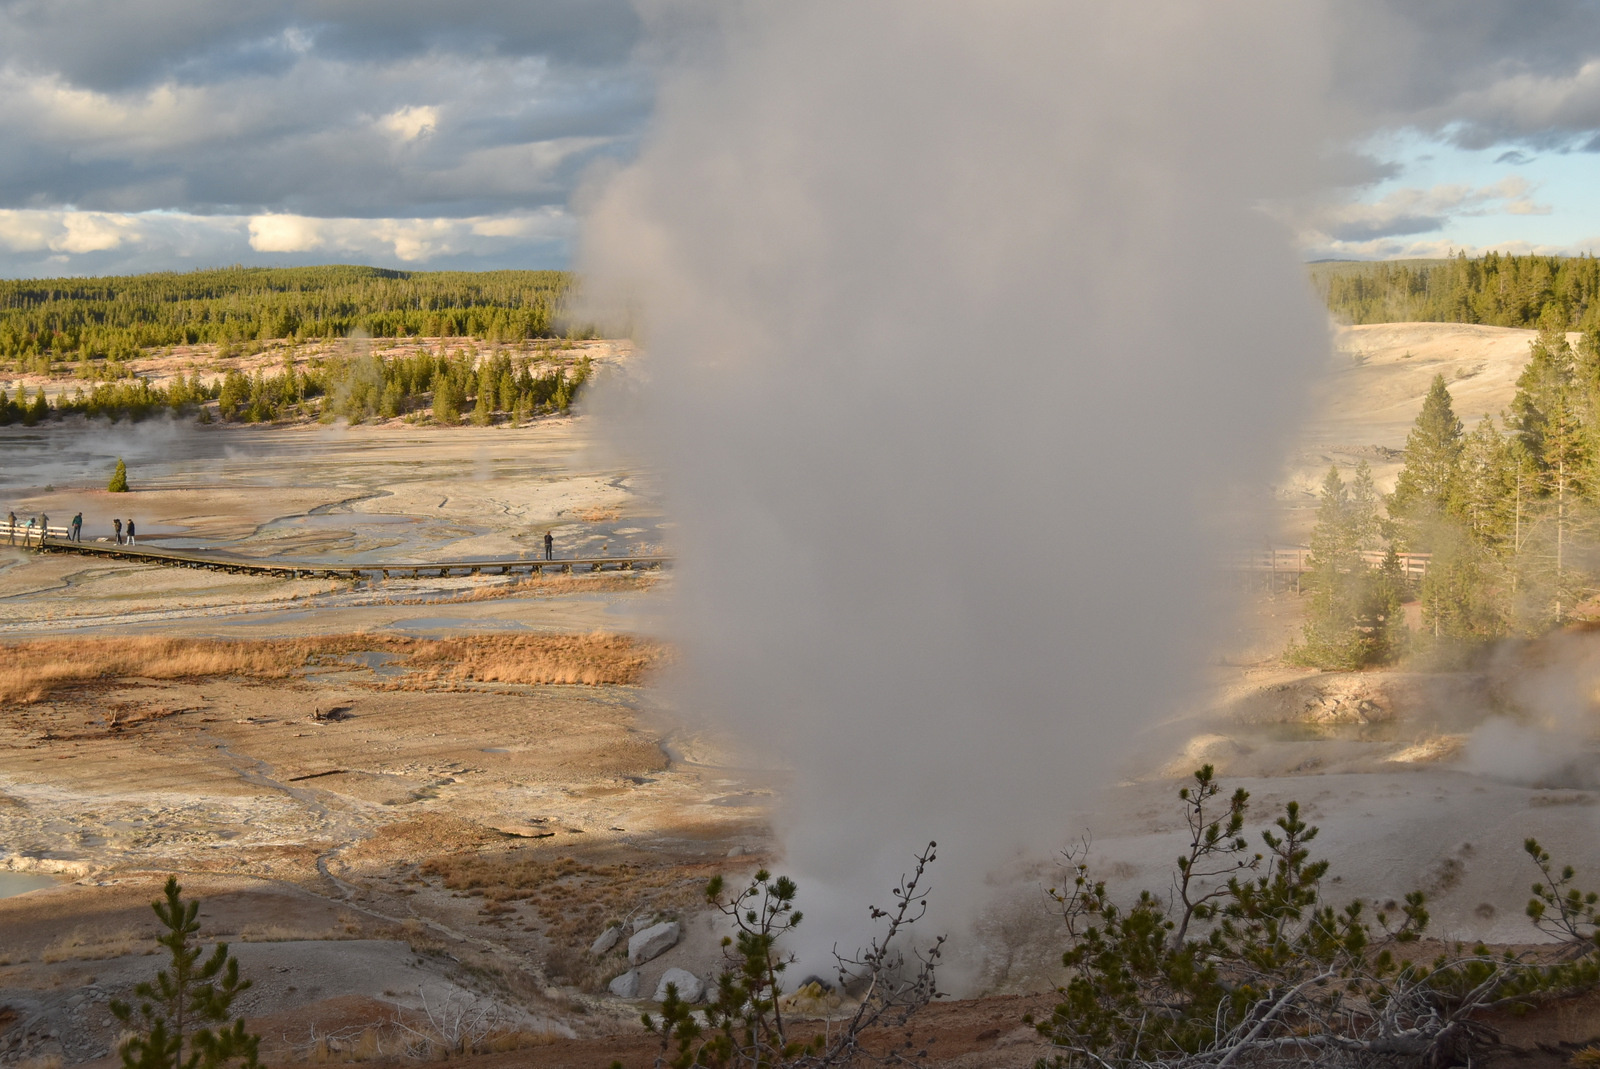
(1312, 253, 1600, 329)
(0, 348, 590, 427)
(0, 265, 578, 369)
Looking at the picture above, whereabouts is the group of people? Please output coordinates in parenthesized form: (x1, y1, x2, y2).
(4, 510, 135, 546)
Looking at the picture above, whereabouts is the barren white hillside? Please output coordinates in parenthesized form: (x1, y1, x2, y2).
(1280, 322, 1572, 541)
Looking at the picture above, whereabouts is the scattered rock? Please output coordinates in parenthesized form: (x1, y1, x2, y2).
(727, 845, 746, 857)
(608, 970, 641, 999)
(629, 921, 681, 965)
(590, 924, 623, 955)
(633, 915, 655, 932)
(654, 968, 704, 1003)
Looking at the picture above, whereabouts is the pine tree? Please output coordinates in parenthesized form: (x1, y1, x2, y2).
(1459, 416, 1517, 552)
(432, 371, 461, 425)
(110, 877, 261, 1069)
(1388, 374, 1464, 550)
(1290, 465, 1400, 668)
(109, 457, 130, 493)
(1511, 309, 1577, 464)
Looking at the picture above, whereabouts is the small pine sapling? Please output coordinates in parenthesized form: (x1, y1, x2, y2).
(110, 877, 260, 1069)
(646, 843, 943, 1069)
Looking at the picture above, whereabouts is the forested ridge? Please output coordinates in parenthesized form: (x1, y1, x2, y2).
(0, 265, 575, 367)
(0, 344, 591, 429)
(1312, 252, 1600, 328)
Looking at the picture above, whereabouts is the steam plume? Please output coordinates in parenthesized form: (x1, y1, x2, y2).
(581, 1, 1338, 976)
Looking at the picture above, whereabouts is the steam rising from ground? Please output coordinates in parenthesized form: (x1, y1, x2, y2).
(582, 2, 1339, 978)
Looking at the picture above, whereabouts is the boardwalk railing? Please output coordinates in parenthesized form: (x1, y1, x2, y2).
(1, 523, 69, 546)
(5, 528, 669, 580)
(1227, 546, 1431, 579)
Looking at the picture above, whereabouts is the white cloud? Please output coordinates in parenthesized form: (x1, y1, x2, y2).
(246, 213, 326, 252)
(247, 208, 574, 262)
(56, 212, 138, 253)
(379, 105, 438, 142)
(0, 208, 573, 276)
(1291, 176, 1553, 254)
(0, 209, 142, 253)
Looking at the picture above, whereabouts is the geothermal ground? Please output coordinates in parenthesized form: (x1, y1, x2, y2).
(4, 325, 1600, 1065)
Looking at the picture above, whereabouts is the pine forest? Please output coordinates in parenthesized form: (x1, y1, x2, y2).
(1296, 311, 1600, 666)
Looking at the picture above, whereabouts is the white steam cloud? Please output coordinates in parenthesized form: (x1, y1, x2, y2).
(581, 1, 1339, 978)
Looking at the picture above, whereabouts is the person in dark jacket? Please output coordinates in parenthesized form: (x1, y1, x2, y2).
(544, 531, 554, 560)
(113, 518, 123, 545)
(126, 519, 136, 546)
(70, 513, 82, 541)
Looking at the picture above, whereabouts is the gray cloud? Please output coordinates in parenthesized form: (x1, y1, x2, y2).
(1326, 0, 1600, 149)
(1293, 177, 1553, 254)
(5, 0, 1600, 277)
(0, 0, 641, 90)
(0, 0, 650, 264)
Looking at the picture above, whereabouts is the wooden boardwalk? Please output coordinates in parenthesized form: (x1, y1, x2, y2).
(2, 525, 669, 580)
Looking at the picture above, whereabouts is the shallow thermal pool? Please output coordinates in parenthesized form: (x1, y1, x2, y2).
(0, 872, 57, 898)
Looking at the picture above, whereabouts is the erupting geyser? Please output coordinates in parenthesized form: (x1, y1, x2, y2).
(581, 0, 1340, 982)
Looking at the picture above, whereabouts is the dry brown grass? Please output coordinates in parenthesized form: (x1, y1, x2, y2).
(0, 635, 376, 704)
(40, 927, 147, 962)
(394, 632, 668, 687)
(0, 632, 670, 704)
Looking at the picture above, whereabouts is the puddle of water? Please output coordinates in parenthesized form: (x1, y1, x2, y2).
(0, 872, 58, 897)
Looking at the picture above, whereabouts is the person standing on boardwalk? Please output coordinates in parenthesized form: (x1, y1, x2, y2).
(24, 517, 36, 546)
(113, 518, 123, 545)
(544, 530, 554, 560)
(38, 513, 48, 545)
(70, 513, 82, 542)
(6, 511, 14, 545)
(126, 519, 136, 546)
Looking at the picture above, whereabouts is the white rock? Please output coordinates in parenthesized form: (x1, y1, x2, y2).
(628, 921, 681, 965)
(608, 970, 640, 999)
(654, 967, 705, 1003)
(590, 924, 623, 955)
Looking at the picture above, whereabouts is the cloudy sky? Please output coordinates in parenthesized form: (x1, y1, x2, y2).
(2, 1, 1600, 278)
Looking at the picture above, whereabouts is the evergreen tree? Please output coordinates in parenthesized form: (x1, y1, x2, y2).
(109, 457, 130, 493)
(432, 371, 461, 425)
(1511, 309, 1578, 464)
(1417, 523, 1497, 646)
(1388, 374, 1463, 550)
(110, 877, 261, 1069)
(1290, 465, 1401, 669)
